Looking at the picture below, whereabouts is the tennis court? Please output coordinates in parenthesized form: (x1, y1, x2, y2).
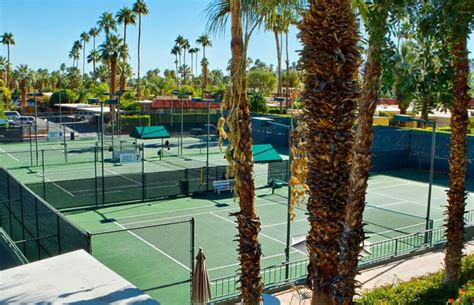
(62, 168, 474, 304)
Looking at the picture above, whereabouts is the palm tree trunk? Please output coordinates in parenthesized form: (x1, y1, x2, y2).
(83, 41, 86, 77)
(203, 47, 206, 88)
(228, 0, 262, 303)
(21, 80, 26, 108)
(7, 44, 10, 89)
(285, 30, 289, 111)
(121, 24, 128, 93)
(137, 14, 142, 99)
(183, 49, 187, 84)
(299, 0, 360, 302)
(191, 53, 194, 76)
(444, 31, 469, 285)
(274, 29, 282, 103)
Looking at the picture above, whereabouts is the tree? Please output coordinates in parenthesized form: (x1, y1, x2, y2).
(299, 0, 360, 303)
(189, 47, 197, 75)
(263, 6, 284, 102)
(133, 0, 149, 99)
(441, 0, 474, 285)
(196, 34, 212, 88)
(89, 27, 100, 50)
(97, 12, 117, 37)
(334, 1, 392, 303)
(249, 92, 267, 113)
(171, 46, 181, 84)
(87, 49, 100, 81)
(98, 34, 123, 120)
(247, 68, 276, 96)
(80, 32, 90, 77)
(212, 0, 264, 303)
(116, 7, 137, 93)
(14, 65, 32, 108)
(1, 32, 15, 89)
(0, 56, 7, 82)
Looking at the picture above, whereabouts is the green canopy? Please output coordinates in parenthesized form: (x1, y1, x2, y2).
(252, 144, 283, 163)
(129, 126, 170, 140)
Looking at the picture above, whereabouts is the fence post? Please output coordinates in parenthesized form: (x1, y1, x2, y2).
(6, 173, 12, 235)
(142, 144, 146, 201)
(394, 238, 398, 256)
(42, 150, 46, 200)
(35, 198, 40, 260)
(56, 214, 62, 254)
(19, 187, 25, 253)
(190, 218, 195, 305)
(94, 143, 98, 206)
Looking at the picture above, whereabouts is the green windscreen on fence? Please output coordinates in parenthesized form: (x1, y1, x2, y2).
(0, 168, 90, 262)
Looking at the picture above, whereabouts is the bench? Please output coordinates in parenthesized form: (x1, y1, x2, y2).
(213, 180, 235, 194)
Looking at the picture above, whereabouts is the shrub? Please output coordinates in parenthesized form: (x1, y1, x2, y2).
(48, 90, 77, 107)
(249, 92, 267, 113)
(356, 254, 474, 305)
(121, 100, 141, 111)
(447, 280, 474, 304)
(120, 115, 150, 132)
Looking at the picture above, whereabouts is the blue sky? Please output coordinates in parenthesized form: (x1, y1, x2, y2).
(0, 0, 473, 76)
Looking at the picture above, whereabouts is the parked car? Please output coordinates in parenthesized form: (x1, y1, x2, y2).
(75, 111, 96, 121)
(3, 111, 21, 120)
(10, 116, 35, 127)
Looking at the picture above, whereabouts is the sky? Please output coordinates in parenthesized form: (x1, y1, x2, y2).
(0, 0, 473, 76)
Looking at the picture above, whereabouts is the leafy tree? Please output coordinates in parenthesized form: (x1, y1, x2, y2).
(249, 92, 267, 113)
(247, 68, 276, 96)
(48, 89, 77, 107)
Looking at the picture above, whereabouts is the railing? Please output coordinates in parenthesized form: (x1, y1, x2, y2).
(0, 228, 29, 265)
(210, 210, 474, 303)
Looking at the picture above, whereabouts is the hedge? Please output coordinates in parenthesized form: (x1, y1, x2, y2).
(356, 254, 474, 305)
(120, 115, 150, 133)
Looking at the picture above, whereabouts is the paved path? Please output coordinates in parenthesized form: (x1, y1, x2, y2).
(274, 240, 474, 304)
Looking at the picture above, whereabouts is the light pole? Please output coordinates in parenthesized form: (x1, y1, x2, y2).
(28, 92, 43, 166)
(89, 98, 105, 205)
(393, 114, 437, 242)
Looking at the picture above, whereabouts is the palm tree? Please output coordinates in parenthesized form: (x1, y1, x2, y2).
(133, 0, 149, 99)
(1, 32, 15, 89)
(171, 46, 181, 84)
(97, 12, 117, 37)
(299, 0, 360, 302)
(87, 49, 100, 81)
(98, 34, 123, 120)
(194, 47, 200, 77)
(72, 40, 82, 68)
(175, 35, 185, 83)
(14, 65, 32, 108)
(221, 0, 263, 303)
(196, 34, 212, 88)
(118, 61, 133, 91)
(116, 7, 137, 93)
(188, 47, 197, 75)
(444, 0, 473, 285)
(334, 1, 392, 303)
(80, 32, 90, 77)
(181, 39, 190, 84)
(264, 8, 283, 103)
(89, 27, 100, 51)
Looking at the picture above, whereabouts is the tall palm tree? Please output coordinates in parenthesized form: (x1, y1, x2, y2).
(334, 1, 392, 303)
(97, 12, 117, 37)
(72, 40, 82, 68)
(175, 35, 185, 83)
(194, 47, 200, 77)
(80, 32, 90, 77)
(181, 39, 190, 84)
(171, 46, 181, 84)
(299, 0, 360, 302)
(116, 7, 137, 93)
(264, 8, 283, 102)
(87, 49, 100, 81)
(98, 34, 123, 120)
(1, 32, 15, 89)
(89, 27, 100, 50)
(444, 0, 474, 285)
(221, 0, 263, 303)
(189, 47, 197, 75)
(14, 65, 32, 108)
(196, 34, 212, 88)
(133, 0, 149, 99)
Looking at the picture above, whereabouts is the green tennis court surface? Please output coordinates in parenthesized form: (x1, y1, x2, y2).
(62, 169, 474, 304)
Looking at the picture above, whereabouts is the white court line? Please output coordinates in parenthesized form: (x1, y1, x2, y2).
(366, 201, 409, 209)
(105, 168, 142, 186)
(262, 218, 306, 228)
(208, 212, 307, 256)
(6, 153, 19, 162)
(366, 218, 444, 237)
(120, 202, 277, 226)
(369, 183, 412, 191)
(113, 221, 191, 272)
(208, 250, 300, 272)
(368, 190, 444, 210)
(52, 182, 76, 197)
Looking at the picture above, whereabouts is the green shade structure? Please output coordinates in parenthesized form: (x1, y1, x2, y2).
(252, 144, 283, 163)
(129, 126, 170, 140)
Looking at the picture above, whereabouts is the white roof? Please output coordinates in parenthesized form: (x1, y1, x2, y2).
(0, 250, 158, 304)
(53, 103, 91, 109)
